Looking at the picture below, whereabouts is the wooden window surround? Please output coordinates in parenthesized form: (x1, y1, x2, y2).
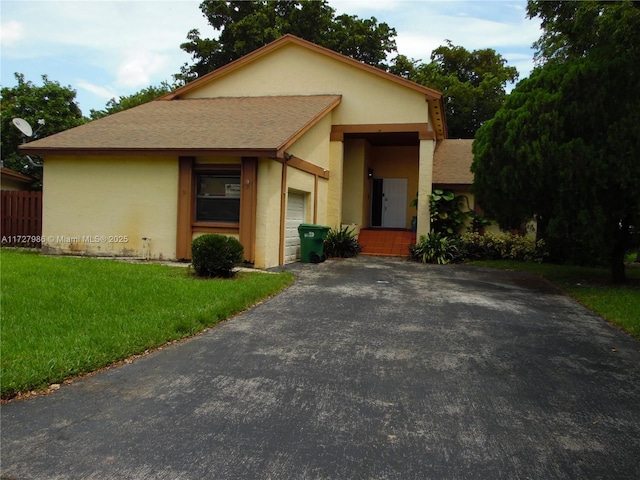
(193, 165, 241, 228)
(176, 157, 257, 262)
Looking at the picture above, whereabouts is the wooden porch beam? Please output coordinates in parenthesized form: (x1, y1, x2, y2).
(330, 123, 435, 141)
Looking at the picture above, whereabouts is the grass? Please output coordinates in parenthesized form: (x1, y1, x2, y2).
(469, 259, 640, 340)
(0, 249, 294, 400)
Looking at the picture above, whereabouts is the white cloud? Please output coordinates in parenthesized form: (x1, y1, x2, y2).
(396, 14, 539, 56)
(1, 1, 208, 74)
(331, 0, 403, 14)
(1, 1, 211, 113)
(331, 0, 541, 78)
(0, 20, 25, 46)
(116, 50, 170, 88)
(77, 81, 119, 101)
(430, 15, 541, 51)
(389, 3, 541, 81)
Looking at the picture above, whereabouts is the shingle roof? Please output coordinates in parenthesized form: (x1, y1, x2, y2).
(20, 95, 341, 157)
(432, 139, 474, 185)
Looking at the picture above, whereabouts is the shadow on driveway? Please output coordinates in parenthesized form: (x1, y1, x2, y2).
(2, 256, 639, 479)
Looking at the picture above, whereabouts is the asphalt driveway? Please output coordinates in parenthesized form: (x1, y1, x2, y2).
(2, 256, 639, 479)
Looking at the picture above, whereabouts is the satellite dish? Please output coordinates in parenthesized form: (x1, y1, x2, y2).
(12, 118, 33, 137)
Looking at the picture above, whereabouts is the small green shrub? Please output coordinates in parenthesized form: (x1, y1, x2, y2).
(459, 232, 546, 263)
(410, 232, 459, 264)
(323, 226, 361, 258)
(191, 234, 244, 278)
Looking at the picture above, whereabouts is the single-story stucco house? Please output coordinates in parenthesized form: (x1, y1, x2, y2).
(20, 34, 476, 269)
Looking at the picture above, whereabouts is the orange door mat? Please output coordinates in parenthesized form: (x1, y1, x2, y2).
(358, 229, 416, 257)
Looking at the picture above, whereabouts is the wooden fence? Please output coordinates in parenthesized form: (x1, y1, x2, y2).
(1, 191, 43, 247)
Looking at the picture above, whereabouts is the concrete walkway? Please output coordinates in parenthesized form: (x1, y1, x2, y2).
(2, 256, 639, 479)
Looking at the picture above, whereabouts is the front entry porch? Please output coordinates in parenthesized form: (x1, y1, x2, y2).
(358, 228, 416, 257)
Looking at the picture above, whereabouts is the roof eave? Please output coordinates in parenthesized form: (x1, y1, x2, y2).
(427, 97, 448, 140)
(432, 181, 473, 187)
(18, 147, 283, 158)
(0, 167, 36, 183)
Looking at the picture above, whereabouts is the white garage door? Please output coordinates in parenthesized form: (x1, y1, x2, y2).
(284, 192, 305, 263)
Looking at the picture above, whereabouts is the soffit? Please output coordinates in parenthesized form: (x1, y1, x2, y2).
(344, 132, 419, 146)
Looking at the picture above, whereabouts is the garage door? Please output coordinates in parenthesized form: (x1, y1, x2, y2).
(284, 192, 305, 263)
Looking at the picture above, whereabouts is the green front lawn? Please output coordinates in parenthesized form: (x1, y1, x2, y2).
(0, 249, 294, 400)
(470, 260, 640, 340)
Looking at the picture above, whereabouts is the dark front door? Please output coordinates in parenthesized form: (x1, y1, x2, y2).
(371, 178, 408, 228)
(371, 179, 383, 227)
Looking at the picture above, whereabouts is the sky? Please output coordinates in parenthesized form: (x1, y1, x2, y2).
(0, 0, 542, 117)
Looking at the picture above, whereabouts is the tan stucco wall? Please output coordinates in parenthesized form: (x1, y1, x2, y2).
(342, 139, 366, 227)
(255, 159, 331, 269)
(417, 140, 436, 237)
(287, 115, 332, 170)
(42, 155, 178, 259)
(254, 158, 283, 269)
(183, 43, 430, 126)
(252, 113, 334, 267)
(315, 177, 329, 226)
(326, 140, 344, 229)
(286, 113, 333, 225)
(362, 142, 373, 228)
(286, 167, 315, 226)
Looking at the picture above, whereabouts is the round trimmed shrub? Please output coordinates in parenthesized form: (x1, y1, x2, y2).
(191, 234, 244, 278)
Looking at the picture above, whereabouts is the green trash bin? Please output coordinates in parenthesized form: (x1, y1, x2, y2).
(298, 224, 330, 263)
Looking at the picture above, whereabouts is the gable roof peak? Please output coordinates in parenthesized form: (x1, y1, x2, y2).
(161, 33, 442, 102)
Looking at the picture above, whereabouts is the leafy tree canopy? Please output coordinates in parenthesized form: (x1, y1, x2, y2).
(1, 73, 85, 180)
(527, 0, 635, 64)
(89, 82, 175, 120)
(409, 41, 518, 138)
(472, 0, 640, 283)
(177, 0, 397, 82)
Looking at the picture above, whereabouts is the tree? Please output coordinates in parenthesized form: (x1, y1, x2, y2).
(90, 82, 175, 120)
(177, 0, 397, 82)
(1, 73, 85, 179)
(324, 13, 397, 69)
(528, 0, 614, 64)
(472, 1, 640, 283)
(412, 41, 518, 138)
(388, 54, 419, 80)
